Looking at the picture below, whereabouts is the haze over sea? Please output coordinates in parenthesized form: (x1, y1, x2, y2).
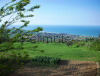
(9, 25, 100, 37)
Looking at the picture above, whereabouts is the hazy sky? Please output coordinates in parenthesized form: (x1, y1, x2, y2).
(0, 0, 100, 26)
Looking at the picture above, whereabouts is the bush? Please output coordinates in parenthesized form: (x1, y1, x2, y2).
(65, 41, 73, 47)
(0, 42, 14, 52)
(31, 39, 36, 43)
(0, 51, 30, 76)
(89, 39, 100, 51)
(32, 56, 60, 67)
(75, 41, 85, 47)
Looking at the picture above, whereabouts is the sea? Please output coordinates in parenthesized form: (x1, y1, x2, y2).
(8, 25, 100, 37)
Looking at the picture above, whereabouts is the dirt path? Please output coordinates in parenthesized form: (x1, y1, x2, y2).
(10, 60, 97, 76)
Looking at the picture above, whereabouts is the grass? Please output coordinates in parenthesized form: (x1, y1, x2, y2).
(2, 42, 100, 62)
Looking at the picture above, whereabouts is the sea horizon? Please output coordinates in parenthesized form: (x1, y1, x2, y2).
(8, 25, 100, 37)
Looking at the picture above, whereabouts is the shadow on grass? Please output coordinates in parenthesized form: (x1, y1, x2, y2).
(10, 60, 97, 76)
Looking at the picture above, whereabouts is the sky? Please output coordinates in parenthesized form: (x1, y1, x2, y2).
(0, 0, 100, 26)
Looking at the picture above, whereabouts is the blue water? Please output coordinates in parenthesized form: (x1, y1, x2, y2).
(8, 25, 100, 37)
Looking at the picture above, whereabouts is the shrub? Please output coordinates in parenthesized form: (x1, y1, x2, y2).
(39, 50, 45, 53)
(75, 41, 85, 47)
(65, 40, 73, 47)
(32, 56, 60, 67)
(89, 39, 100, 51)
(0, 51, 30, 76)
(0, 42, 14, 52)
(31, 39, 36, 43)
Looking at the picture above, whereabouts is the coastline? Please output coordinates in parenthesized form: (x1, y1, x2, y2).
(38, 31, 97, 38)
(7, 25, 100, 37)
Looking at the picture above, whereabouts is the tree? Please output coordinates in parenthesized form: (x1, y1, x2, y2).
(0, 0, 43, 51)
(0, 0, 43, 75)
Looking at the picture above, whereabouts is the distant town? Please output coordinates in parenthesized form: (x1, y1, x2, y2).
(22, 31, 98, 43)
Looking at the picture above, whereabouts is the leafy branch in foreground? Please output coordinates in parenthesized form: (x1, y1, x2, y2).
(0, 0, 43, 75)
(0, 0, 43, 46)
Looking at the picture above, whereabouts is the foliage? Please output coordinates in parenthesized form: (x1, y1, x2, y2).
(0, 51, 30, 76)
(0, 42, 14, 52)
(89, 39, 100, 51)
(65, 40, 86, 47)
(75, 41, 86, 47)
(32, 56, 60, 67)
(85, 38, 95, 42)
(0, 0, 43, 76)
(65, 40, 73, 47)
(0, 0, 43, 46)
(30, 39, 36, 43)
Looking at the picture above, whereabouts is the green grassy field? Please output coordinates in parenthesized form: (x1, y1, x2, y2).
(4, 42, 100, 62)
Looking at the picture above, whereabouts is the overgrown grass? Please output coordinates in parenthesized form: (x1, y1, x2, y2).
(0, 50, 30, 76)
(5, 42, 100, 62)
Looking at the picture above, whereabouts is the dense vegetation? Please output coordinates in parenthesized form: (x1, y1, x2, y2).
(0, 51, 30, 76)
(31, 56, 60, 67)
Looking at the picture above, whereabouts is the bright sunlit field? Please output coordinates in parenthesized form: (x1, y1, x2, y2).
(4, 42, 100, 62)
